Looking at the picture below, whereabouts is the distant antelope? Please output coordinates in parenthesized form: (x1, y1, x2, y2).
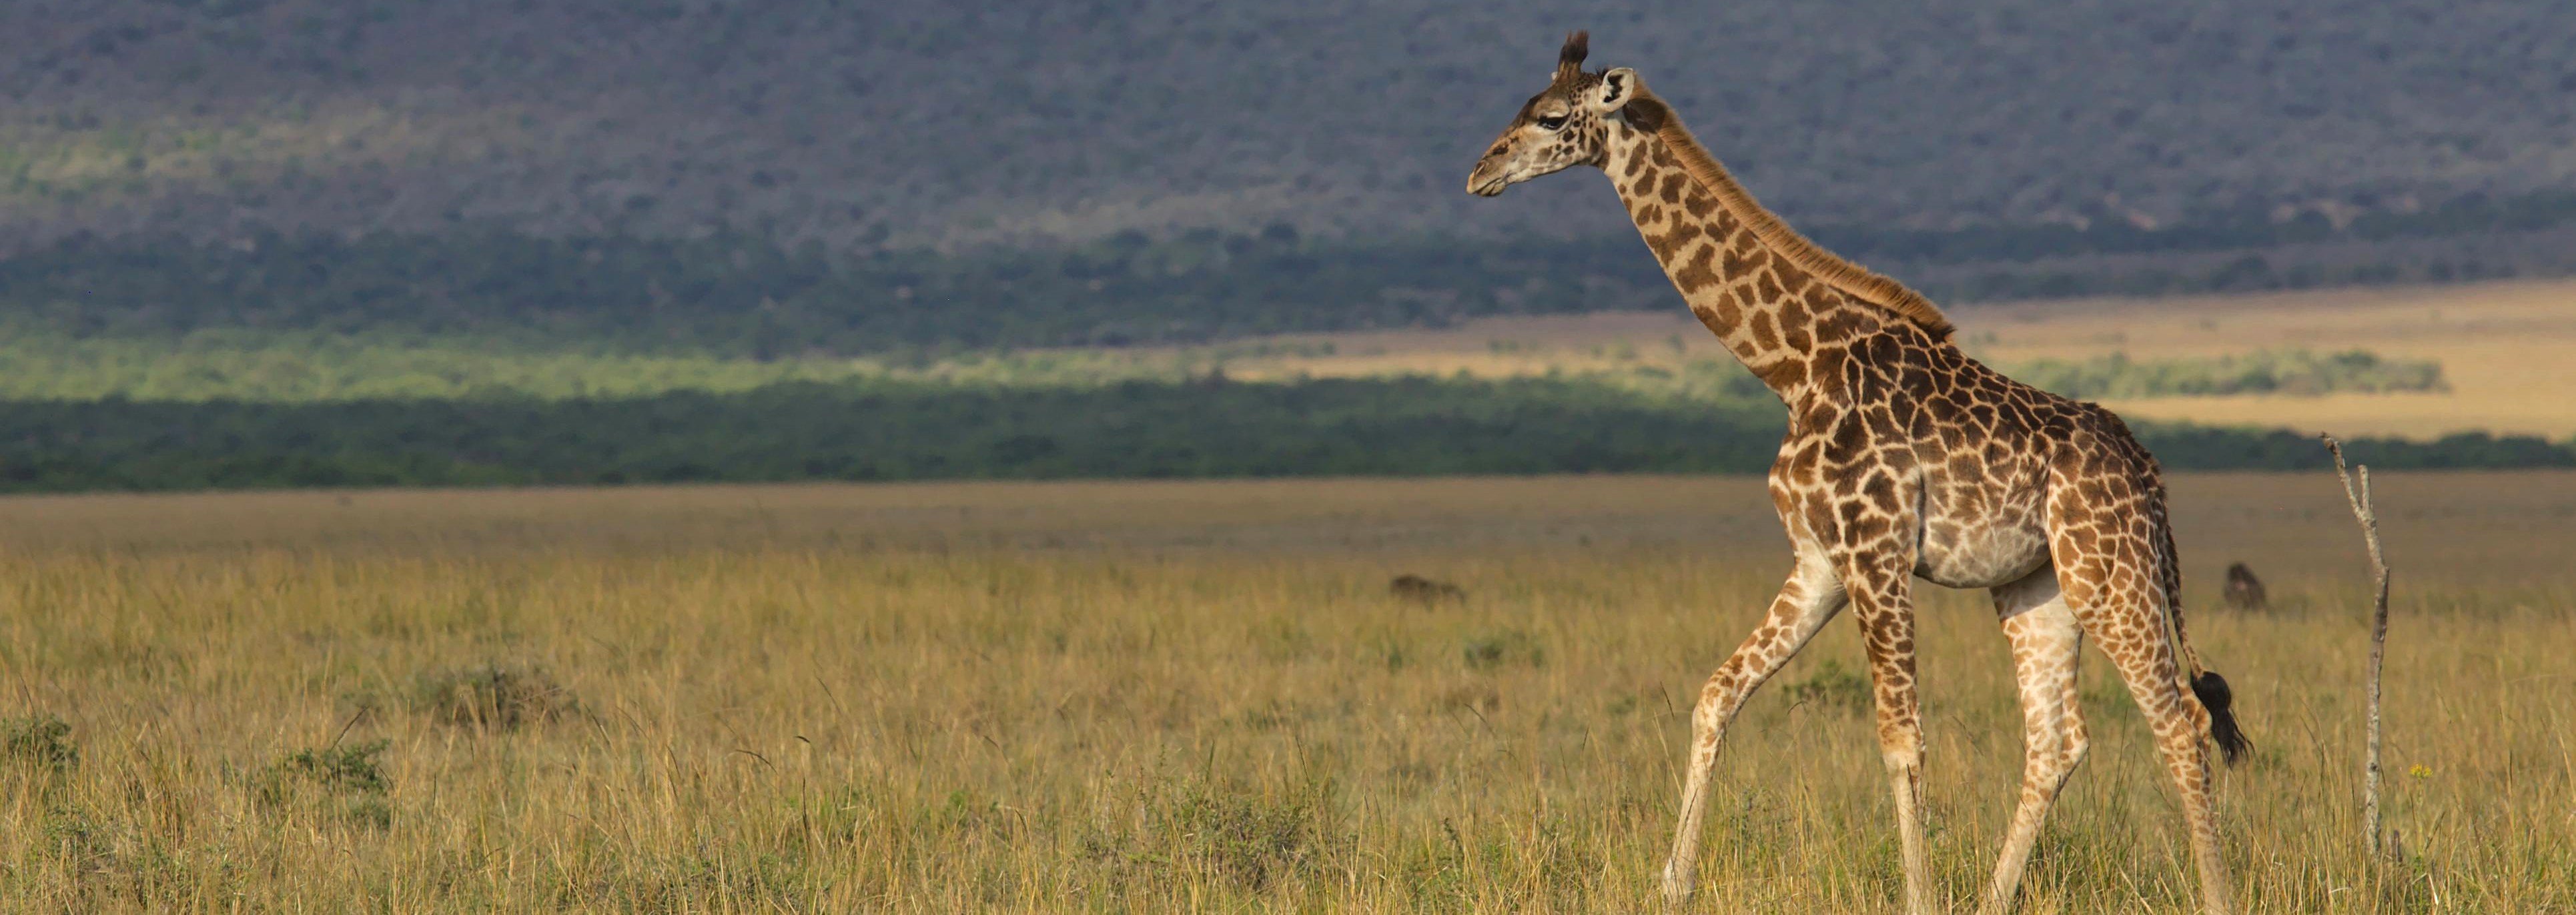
(1388, 574, 1466, 605)
(2224, 562, 2269, 611)
(1466, 32, 2247, 914)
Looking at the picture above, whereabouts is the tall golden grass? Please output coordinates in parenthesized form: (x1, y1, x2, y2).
(3, 475, 2571, 912)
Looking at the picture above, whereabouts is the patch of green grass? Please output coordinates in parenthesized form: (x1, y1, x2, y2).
(413, 663, 580, 731)
(252, 739, 394, 830)
(267, 740, 392, 796)
(2001, 349, 2448, 399)
(1156, 778, 1343, 892)
(1785, 658, 1872, 714)
(3, 713, 78, 772)
(1460, 629, 1545, 671)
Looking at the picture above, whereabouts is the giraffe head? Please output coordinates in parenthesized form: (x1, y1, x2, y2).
(1466, 31, 1642, 197)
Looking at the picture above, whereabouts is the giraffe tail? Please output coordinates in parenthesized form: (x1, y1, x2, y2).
(2154, 492, 2250, 766)
(2190, 670, 2249, 766)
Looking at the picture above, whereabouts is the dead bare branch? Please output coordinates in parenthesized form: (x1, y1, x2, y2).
(2320, 432, 2393, 859)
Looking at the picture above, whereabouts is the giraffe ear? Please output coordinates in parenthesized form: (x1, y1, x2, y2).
(1589, 67, 1640, 113)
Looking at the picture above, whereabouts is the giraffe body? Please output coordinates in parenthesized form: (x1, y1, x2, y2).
(1468, 33, 2246, 915)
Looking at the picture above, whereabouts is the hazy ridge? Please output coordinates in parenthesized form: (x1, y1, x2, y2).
(4, 0, 2573, 252)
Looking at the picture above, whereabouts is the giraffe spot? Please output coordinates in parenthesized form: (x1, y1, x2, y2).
(1825, 419, 1868, 464)
(1774, 257, 1813, 289)
(1673, 243, 1721, 294)
(1724, 245, 1771, 278)
(1646, 225, 1692, 261)
(1777, 295, 1809, 327)
(1707, 283, 1743, 327)
(1815, 311, 1865, 344)
(1861, 474, 1900, 512)
(1863, 407, 1902, 441)
(1755, 358, 1805, 389)
(1804, 503, 1835, 538)
(1749, 311, 1781, 351)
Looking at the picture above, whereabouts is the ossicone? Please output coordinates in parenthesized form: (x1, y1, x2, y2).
(1557, 30, 1589, 80)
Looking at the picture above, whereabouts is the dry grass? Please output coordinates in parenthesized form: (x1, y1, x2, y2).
(3, 475, 2571, 912)
(1964, 279, 2576, 441)
(1152, 277, 2576, 441)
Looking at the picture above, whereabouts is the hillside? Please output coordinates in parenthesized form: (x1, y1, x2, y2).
(5, 0, 2575, 255)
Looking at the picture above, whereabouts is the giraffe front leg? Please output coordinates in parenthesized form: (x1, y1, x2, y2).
(1661, 553, 1847, 908)
(1979, 566, 2088, 915)
(1845, 554, 1934, 915)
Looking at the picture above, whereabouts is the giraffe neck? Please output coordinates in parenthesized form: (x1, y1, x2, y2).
(1599, 121, 1827, 399)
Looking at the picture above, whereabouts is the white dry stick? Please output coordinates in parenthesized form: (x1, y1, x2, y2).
(2320, 433, 2393, 858)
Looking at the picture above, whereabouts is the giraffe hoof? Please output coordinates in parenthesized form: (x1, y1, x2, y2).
(1659, 858, 1696, 908)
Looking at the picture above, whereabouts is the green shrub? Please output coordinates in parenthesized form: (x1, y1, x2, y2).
(254, 738, 395, 830)
(1460, 629, 1545, 672)
(1785, 659, 1871, 714)
(414, 664, 580, 731)
(1159, 779, 1340, 891)
(2002, 349, 2448, 399)
(3, 713, 78, 772)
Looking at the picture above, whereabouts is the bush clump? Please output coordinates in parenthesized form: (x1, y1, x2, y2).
(1460, 630, 1545, 671)
(1785, 659, 1872, 714)
(253, 738, 395, 830)
(1160, 779, 1341, 891)
(3, 713, 79, 772)
(414, 663, 580, 730)
(2005, 349, 2448, 400)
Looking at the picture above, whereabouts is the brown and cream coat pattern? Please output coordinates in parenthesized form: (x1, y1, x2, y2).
(1467, 33, 2250, 915)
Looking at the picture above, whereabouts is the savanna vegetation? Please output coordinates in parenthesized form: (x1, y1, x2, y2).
(0, 371, 2567, 493)
(3, 474, 2569, 912)
(2000, 349, 2448, 400)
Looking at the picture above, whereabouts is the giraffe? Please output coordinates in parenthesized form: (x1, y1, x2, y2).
(1466, 33, 2250, 915)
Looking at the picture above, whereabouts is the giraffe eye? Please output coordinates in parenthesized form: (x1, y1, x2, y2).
(1535, 114, 1568, 131)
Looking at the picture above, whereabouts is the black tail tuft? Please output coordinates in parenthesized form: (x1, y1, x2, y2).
(2191, 670, 2250, 766)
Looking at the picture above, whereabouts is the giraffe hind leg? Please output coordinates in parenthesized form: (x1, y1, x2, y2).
(1978, 564, 2088, 915)
(2048, 512, 2236, 914)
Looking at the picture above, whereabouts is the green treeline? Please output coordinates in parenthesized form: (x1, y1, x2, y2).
(0, 376, 2563, 493)
(0, 331, 2451, 405)
(2000, 349, 2449, 399)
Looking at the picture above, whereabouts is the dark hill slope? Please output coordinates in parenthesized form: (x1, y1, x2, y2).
(4, 0, 2573, 253)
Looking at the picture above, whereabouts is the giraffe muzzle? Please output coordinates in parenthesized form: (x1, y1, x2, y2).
(1466, 161, 1511, 197)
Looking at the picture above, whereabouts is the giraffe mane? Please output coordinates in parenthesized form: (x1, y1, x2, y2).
(1618, 92, 1956, 339)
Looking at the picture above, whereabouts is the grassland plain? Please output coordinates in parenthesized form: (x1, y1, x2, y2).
(1179, 278, 2576, 441)
(3, 474, 2572, 912)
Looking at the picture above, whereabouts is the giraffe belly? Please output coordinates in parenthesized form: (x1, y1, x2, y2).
(1914, 516, 2052, 590)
